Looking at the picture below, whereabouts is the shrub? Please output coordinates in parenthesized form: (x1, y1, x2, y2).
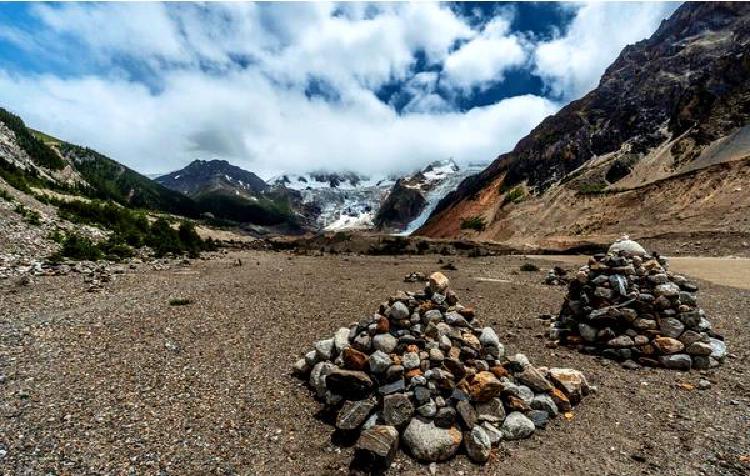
(169, 298, 193, 306)
(460, 215, 487, 232)
(503, 186, 525, 205)
(53, 234, 103, 261)
(520, 262, 540, 272)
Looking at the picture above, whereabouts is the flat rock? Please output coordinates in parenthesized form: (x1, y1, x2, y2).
(337, 398, 376, 430)
(403, 418, 462, 462)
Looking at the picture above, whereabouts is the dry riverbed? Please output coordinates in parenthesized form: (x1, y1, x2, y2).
(1, 251, 748, 475)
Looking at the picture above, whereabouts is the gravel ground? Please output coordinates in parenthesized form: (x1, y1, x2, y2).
(1, 251, 748, 475)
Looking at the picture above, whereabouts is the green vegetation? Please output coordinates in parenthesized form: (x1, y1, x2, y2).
(502, 186, 526, 205)
(53, 234, 104, 261)
(58, 143, 200, 217)
(0, 187, 14, 202)
(520, 262, 540, 272)
(577, 183, 607, 194)
(0, 107, 66, 170)
(194, 192, 294, 226)
(460, 215, 487, 232)
(169, 298, 194, 306)
(50, 199, 215, 260)
(14, 203, 42, 225)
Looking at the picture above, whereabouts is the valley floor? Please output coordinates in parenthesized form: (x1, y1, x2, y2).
(1, 251, 748, 475)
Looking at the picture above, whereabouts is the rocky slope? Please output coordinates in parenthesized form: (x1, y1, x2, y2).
(156, 159, 268, 197)
(418, 2, 750, 248)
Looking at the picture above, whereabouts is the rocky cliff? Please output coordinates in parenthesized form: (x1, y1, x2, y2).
(418, 2, 750, 248)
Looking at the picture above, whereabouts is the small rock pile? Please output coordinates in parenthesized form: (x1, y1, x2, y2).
(543, 266, 570, 286)
(294, 272, 591, 470)
(549, 237, 727, 370)
(403, 271, 426, 283)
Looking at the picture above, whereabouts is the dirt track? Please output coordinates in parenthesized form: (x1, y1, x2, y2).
(0, 251, 748, 475)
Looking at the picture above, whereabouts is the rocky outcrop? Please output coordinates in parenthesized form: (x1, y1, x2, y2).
(156, 159, 268, 197)
(374, 179, 428, 231)
(419, 3, 750, 244)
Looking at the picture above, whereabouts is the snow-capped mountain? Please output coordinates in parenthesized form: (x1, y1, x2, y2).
(268, 160, 484, 233)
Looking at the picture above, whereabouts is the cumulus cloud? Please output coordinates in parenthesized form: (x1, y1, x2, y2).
(0, 2, 678, 176)
(442, 15, 528, 91)
(533, 2, 678, 100)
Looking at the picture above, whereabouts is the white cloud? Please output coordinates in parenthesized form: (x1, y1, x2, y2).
(533, 2, 679, 99)
(0, 2, 678, 177)
(443, 16, 528, 90)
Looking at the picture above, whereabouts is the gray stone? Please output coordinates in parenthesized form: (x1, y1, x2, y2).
(353, 333, 372, 352)
(515, 365, 553, 393)
(609, 275, 628, 296)
(293, 358, 310, 376)
(659, 354, 692, 370)
(608, 238, 646, 257)
(373, 334, 397, 353)
(474, 397, 506, 423)
(456, 400, 477, 429)
(501, 380, 534, 404)
(383, 394, 414, 427)
(500, 412, 535, 440)
(355, 425, 399, 470)
(434, 406, 456, 428)
(607, 335, 634, 348)
(417, 399, 437, 418)
(445, 311, 468, 327)
(481, 422, 502, 445)
(528, 409, 550, 429)
(333, 327, 351, 353)
(657, 318, 685, 338)
(579, 323, 597, 342)
(655, 283, 680, 297)
(403, 418, 462, 462)
(402, 352, 420, 370)
(506, 354, 530, 372)
(530, 394, 559, 416)
(423, 309, 443, 324)
(304, 350, 318, 367)
(309, 361, 336, 398)
(337, 398, 376, 430)
(369, 350, 392, 373)
(379, 379, 405, 395)
(314, 338, 335, 361)
(685, 342, 712, 356)
(388, 301, 410, 320)
(464, 425, 491, 463)
(709, 338, 727, 361)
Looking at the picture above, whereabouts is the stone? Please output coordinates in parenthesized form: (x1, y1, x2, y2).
(388, 301, 410, 320)
(506, 354, 530, 372)
(334, 327, 351, 353)
(474, 397, 506, 423)
(304, 350, 318, 367)
(383, 394, 414, 427)
(653, 336, 684, 354)
(354, 425, 399, 471)
(343, 347, 369, 371)
(463, 371, 503, 402)
(530, 394, 558, 416)
(697, 379, 711, 390)
(685, 341, 712, 356)
(373, 334, 397, 353)
(403, 418, 462, 462)
(456, 400, 477, 429)
(547, 368, 589, 404)
(402, 352, 420, 370)
(579, 323, 597, 342)
(609, 275, 628, 296)
(500, 412, 535, 440)
(607, 335, 634, 348)
(369, 350, 392, 373)
(654, 283, 680, 297)
(482, 422, 502, 445)
(326, 369, 374, 400)
(549, 388, 571, 412)
(337, 398, 377, 430)
(353, 333, 372, 352)
(608, 237, 646, 257)
(309, 361, 336, 398)
(657, 318, 685, 338)
(314, 338, 335, 361)
(464, 425, 492, 463)
(293, 358, 310, 376)
(659, 354, 692, 370)
(515, 365, 553, 393)
(528, 410, 550, 429)
(434, 406, 456, 428)
(379, 379, 406, 395)
(709, 338, 727, 361)
(428, 272, 450, 294)
(417, 399, 437, 417)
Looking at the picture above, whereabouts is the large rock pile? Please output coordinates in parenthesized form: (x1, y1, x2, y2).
(294, 272, 591, 470)
(549, 237, 727, 370)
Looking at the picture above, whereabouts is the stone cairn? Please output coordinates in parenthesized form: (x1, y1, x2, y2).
(549, 237, 727, 370)
(293, 272, 591, 471)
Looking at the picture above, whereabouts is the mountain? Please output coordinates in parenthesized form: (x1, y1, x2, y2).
(156, 159, 298, 227)
(418, 2, 750, 248)
(375, 159, 484, 233)
(0, 107, 200, 218)
(156, 159, 268, 197)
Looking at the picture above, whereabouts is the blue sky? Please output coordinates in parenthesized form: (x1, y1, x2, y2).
(0, 2, 679, 176)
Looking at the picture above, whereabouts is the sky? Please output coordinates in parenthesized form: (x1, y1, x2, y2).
(0, 2, 680, 177)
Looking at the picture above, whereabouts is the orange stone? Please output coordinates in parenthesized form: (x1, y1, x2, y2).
(549, 387, 572, 412)
(342, 347, 368, 371)
(465, 371, 502, 402)
(457, 306, 476, 319)
(490, 365, 509, 379)
(505, 395, 530, 412)
(375, 316, 390, 333)
(406, 344, 419, 353)
(405, 368, 423, 379)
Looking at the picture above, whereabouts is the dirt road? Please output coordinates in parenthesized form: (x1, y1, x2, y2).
(0, 252, 748, 475)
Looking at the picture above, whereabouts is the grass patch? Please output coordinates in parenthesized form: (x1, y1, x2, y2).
(169, 298, 193, 306)
(502, 185, 526, 205)
(460, 215, 487, 232)
(520, 262, 540, 272)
